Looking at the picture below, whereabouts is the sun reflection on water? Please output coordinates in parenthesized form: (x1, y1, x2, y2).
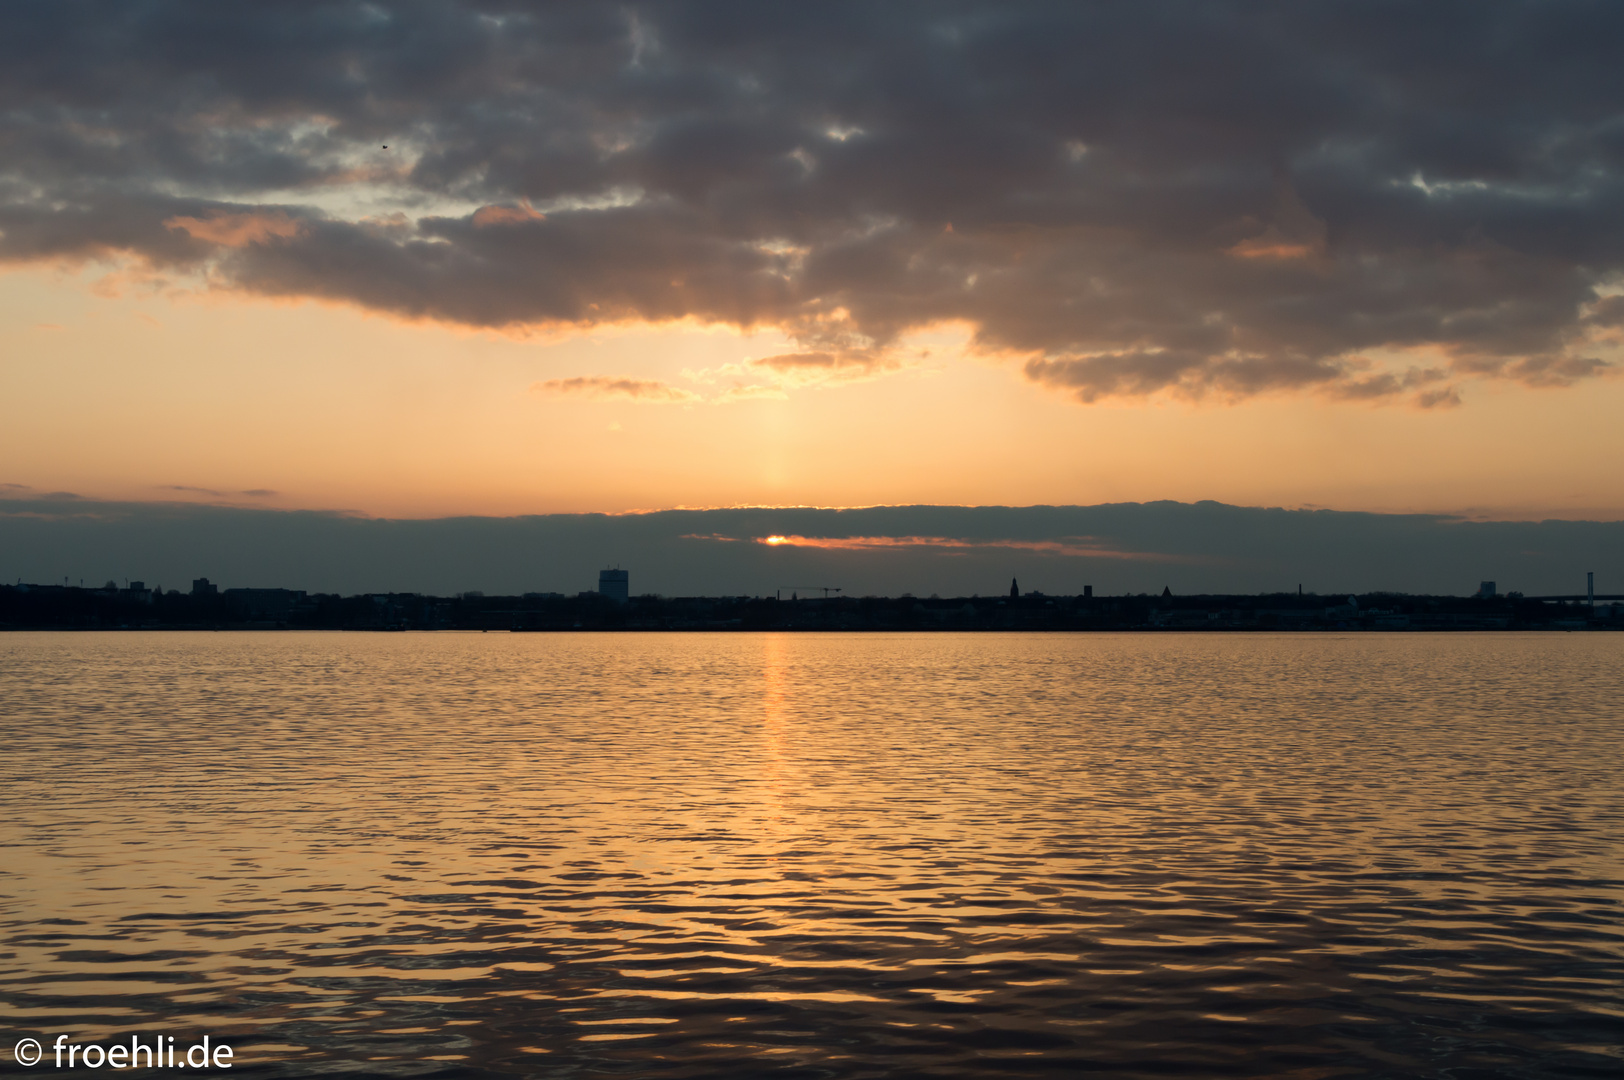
(0, 631, 1620, 1079)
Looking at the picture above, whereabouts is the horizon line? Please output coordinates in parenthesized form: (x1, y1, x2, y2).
(3, 492, 1622, 526)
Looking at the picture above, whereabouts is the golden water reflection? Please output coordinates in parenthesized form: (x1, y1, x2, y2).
(2, 631, 1622, 1079)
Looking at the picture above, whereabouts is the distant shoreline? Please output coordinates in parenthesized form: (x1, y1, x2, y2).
(6, 583, 1618, 633)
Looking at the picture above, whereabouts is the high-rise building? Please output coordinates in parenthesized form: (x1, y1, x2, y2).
(1477, 581, 1497, 599)
(598, 568, 629, 603)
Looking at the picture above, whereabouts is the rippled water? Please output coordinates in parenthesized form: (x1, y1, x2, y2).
(2, 631, 1621, 1078)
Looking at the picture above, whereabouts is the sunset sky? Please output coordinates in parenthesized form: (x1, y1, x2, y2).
(3, 1, 1622, 524)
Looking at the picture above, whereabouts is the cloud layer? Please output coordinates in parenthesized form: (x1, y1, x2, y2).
(3, 1, 1622, 404)
(2, 497, 1619, 597)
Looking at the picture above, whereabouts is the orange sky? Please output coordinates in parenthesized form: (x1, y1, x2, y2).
(6, 6, 1623, 525)
(4, 264, 1621, 521)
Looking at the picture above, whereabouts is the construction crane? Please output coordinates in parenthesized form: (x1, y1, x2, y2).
(777, 586, 843, 600)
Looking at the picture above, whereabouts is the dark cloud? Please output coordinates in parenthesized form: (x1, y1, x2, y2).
(3, 1, 1622, 403)
(1, 496, 1618, 596)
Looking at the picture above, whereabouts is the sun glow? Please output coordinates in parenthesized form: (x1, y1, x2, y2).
(748, 534, 1190, 560)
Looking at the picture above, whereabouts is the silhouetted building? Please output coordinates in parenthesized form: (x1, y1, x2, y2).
(1162, 586, 1172, 597)
(191, 577, 218, 597)
(599, 568, 629, 603)
(1083, 585, 1093, 599)
(1009, 578, 1019, 599)
(1478, 581, 1497, 599)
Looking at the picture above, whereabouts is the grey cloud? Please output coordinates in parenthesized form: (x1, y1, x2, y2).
(2, 2, 1622, 401)
(1416, 386, 1464, 409)
(1585, 295, 1624, 328)
(1023, 351, 1375, 404)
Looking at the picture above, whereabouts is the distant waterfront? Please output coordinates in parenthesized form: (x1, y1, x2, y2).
(2, 580, 1620, 631)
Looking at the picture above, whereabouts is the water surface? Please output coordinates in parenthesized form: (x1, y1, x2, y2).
(2, 632, 1621, 1078)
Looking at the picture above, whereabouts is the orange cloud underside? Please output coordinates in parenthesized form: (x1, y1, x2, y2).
(472, 204, 547, 228)
(1227, 239, 1316, 260)
(164, 212, 304, 247)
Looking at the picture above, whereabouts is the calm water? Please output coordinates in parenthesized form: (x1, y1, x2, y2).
(2, 632, 1621, 1079)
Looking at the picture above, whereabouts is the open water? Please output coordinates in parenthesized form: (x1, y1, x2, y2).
(1, 631, 1621, 1079)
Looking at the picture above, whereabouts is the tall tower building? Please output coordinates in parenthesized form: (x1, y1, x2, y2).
(598, 568, 629, 603)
